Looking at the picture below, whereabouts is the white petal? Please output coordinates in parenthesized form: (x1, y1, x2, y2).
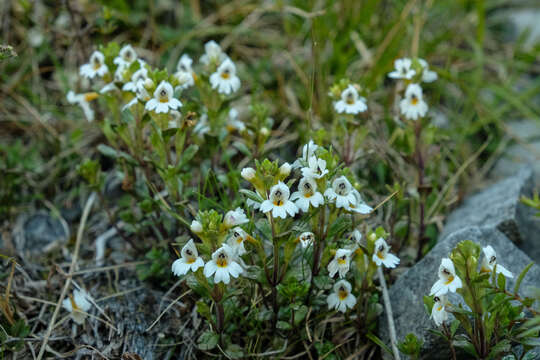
(430, 280, 447, 296)
(191, 257, 205, 272)
(259, 200, 273, 213)
(204, 261, 217, 278)
(145, 99, 158, 111)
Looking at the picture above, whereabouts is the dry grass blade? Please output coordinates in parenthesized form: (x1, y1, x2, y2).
(35, 192, 96, 360)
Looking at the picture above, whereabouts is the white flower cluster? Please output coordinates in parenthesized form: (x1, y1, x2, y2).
(428, 245, 513, 327)
(69, 41, 241, 122)
(387, 57, 437, 121)
(244, 140, 373, 219)
(172, 208, 250, 285)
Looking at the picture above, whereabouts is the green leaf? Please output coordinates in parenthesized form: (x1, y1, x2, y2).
(277, 321, 292, 330)
(453, 339, 479, 357)
(366, 332, 393, 355)
(487, 340, 511, 359)
(225, 344, 244, 359)
(179, 144, 199, 167)
(197, 330, 219, 351)
(514, 262, 534, 295)
(326, 215, 352, 240)
(196, 301, 213, 323)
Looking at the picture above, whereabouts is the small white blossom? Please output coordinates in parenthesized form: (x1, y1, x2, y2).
(290, 177, 324, 212)
(348, 189, 373, 214)
(431, 295, 449, 326)
(301, 156, 328, 180)
(172, 239, 204, 276)
(223, 207, 249, 228)
(227, 227, 250, 256)
(67, 91, 97, 122)
(174, 54, 195, 89)
(203, 244, 243, 284)
(430, 258, 463, 296)
(226, 108, 245, 132)
(260, 182, 298, 219)
(279, 162, 292, 177)
(62, 289, 92, 325)
(145, 81, 182, 114)
(191, 220, 203, 233)
(480, 245, 513, 278)
(388, 58, 415, 80)
(193, 113, 210, 138)
(327, 280, 356, 313)
(246, 198, 261, 210)
(210, 59, 241, 95)
(241, 167, 256, 181)
(350, 230, 363, 247)
(200, 40, 228, 66)
(122, 67, 149, 92)
(123, 81, 152, 111)
(334, 85, 367, 114)
(298, 232, 315, 249)
(292, 140, 319, 169)
(328, 248, 353, 278)
(324, 176, 356, 209)
(79, 51, 108, 79)
(400, 83, 428, 120)
(114, 44, 137, 67)
(419, 58, 438, 83)
(372, 238, 400, 268)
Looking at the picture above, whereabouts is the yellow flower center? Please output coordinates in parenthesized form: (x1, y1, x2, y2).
(437, 305, 443, 311)
(444, 275, 454, 285)
(376, 251, 385, 260)
(221, 70, 230, 79)
(84, 92, 99, 102)
(69, 295, 79, 311)
(411, 96, 419, 105)
(337, 256, 347, 265)
(304, 191, 313, 198)
(338, 290, 348, 300)
(159, 89, 169, 103)
(217, 258, 228, 267)
(186, 257, 196, 264)
(273, 200, 283, 206)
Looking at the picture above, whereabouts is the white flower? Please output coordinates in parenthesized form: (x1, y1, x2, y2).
(200, 40, 228, 66)
(100, 83, 118, 94)
(174, 54, 195, 89)
(66, 91, 97, 122)
(241, 167, 256, 181)
(400, 83, 428, 120)
(122, 67, 149, 92)
(193, 113, 210, 138)
(246, 198, 261, 210)
(227, 227, 250, 256)
(327, 280, 356, 313)
(480, 245, 513, 278)
(114, 44, 137, 67)
(324, 176, 356, 209)
(260, 182, 298, 219)
(172, 239, 204, 276)
(62, 289, 92, 325)
(431, 295, 448, 326)
(191, 220, 203, 233)
(334, 85, 367, 114)
(223, 207, 249, 228)
(419, 58, 438, 83)
(210, 59, 241, 95)
(372, 238, 400, 268)
(123, 81, 152, 111)
(203, 244, 243, 284)
(292, 140, 319, 169)
(80, 51, 108, 79)
(279, 162, 291, 177)
(145, 81, 182, 114)
(226, 108, 245, 132)
(348, 189, 373, 214)
(301, 156, 328, 180)
(430, 258, 463, 296)
(388, 58, 415, 80)
(298, 232, 315, 249)
(328, 248, 353, 278)
(351, 229, 363, 246)
(290, 177, 324, 212)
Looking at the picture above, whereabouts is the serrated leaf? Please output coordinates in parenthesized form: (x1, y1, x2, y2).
(197, 331, 219, 350)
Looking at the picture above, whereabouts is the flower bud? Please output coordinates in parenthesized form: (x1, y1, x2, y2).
(190, 220, 203, 233)
(241, 167, 256, 181)
(143, 78, 154, 90)
(279, 162, 291, 177)
(260, 127, 270, 136)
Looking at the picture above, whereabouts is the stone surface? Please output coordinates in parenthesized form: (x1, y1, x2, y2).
(439, 167, 540, 263)
(380, 226, 540, 360)
(13, 212, 70, 256)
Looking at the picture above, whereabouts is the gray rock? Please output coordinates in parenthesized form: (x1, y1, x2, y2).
(439, 167, 540, 263)
(380, 227, 540, 360)
(492, 141, 540, 186)
(13, 212, 70, 256)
